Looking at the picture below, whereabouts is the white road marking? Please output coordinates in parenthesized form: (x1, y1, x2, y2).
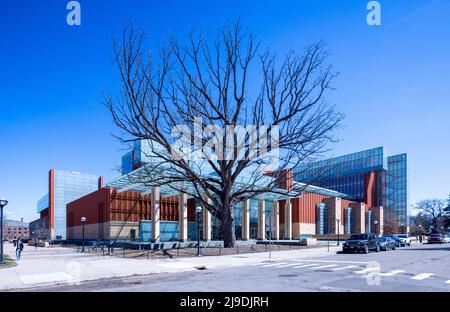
(446, 280, 450, 284)
(262, 262, 287, 267)
(331, 265, 359, 271)
(354, 267, 379, 274)
(312, 264, 337, 269)
(379, 270, 405, 277)
(291, 259, 368, 264)
(293, 263, 322, 269)
(276, 263, 302, 268)
(411, 273, 434, 280)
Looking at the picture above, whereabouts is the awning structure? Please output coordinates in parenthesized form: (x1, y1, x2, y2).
(106, 163, 354, 201)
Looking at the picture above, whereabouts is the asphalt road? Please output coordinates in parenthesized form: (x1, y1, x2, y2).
(26, 243, 450, 292)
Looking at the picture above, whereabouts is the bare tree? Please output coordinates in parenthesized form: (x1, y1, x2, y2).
(409, 212, 433, 234)
(104, 21, 343, 247)
(415, 199, 447, 231)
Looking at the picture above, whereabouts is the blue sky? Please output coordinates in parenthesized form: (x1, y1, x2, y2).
(1, 0, 449, 221)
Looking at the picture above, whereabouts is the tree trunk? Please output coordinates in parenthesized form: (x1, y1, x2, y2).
(220, 199, 236, 248)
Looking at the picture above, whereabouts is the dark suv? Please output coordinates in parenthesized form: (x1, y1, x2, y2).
(342, 233, 380, 254)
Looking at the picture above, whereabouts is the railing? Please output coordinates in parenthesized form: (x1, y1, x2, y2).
(75, 240, 317, 259)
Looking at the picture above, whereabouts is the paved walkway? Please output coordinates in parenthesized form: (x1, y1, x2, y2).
(0, 242, 340, 290)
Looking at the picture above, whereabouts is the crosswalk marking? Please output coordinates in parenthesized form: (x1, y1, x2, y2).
(251, 262, 446, 285)
(261, 262, 287, 267)
(276, 263, 302, 268)
(354, 267, 379, 274)
(312, 264, 337, 269)
(293, 264, 322, 269)
(331, 265, 358, 271)
(380, 270, 404, 277)
(291, 259, 368, 264)
(411, 273, 433, 280)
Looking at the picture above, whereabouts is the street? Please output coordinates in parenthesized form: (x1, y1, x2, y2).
(18, 243, 450, 292)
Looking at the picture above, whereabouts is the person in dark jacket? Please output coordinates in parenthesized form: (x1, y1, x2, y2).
(16, 239, 24, 260)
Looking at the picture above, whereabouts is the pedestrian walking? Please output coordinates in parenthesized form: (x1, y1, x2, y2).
(16, 239, 24, 260)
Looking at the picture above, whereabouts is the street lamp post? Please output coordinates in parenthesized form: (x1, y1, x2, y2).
(0, 198, 9, 265)
(81, 216, 86, 252)
(336, 218, 341, 246)
(196, 207, 202, 256)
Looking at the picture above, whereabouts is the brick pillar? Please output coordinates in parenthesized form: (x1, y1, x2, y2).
(151, 186, 160, 242)
(370, 206, 384, 236)
(257, 200, 265, 240)
(202, 195, 212, 241)
(272, 201, 280, 240)
(350, 202, 366, 234)
(284, 199, 292, 240)
(242, 199, 250, 240)
(323, 197, 342, 234)
(178, 192, 188, 242)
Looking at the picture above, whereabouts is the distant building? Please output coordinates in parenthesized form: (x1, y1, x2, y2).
(32, 169, 103, 240)
(2, 218, 29, 241)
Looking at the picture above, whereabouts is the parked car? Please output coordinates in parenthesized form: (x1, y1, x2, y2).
(377, 237, 397, 251)
(442, 234, 450, 243)
(382, 235, 404, 247)
(342, 233, 380, 254)
(428, 233, 445, 244)
(396, 234, 411, 246)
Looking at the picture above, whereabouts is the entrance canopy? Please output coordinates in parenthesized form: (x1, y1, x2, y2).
(106, 163, 353, 201)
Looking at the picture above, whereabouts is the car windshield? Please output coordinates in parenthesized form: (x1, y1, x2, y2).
(378, 237, 387, 242)
(397, 235, 407, 238)
(349, 234, 368, 240)
(430, 234, 442, 237)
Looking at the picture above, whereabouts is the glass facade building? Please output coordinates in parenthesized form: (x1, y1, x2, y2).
(295, 147, 408, 227)
(121, 140, 154, 175)
(386, 154, 408, 226)
(36, 170, 101, 240)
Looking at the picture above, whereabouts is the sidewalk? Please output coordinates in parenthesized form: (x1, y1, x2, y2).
(0, 242, 340, 291)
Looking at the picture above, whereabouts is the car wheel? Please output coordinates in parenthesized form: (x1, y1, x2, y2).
(364, 245, 369, 254)
(375, 244, 380, 252)
(392, 245, 396, 250)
